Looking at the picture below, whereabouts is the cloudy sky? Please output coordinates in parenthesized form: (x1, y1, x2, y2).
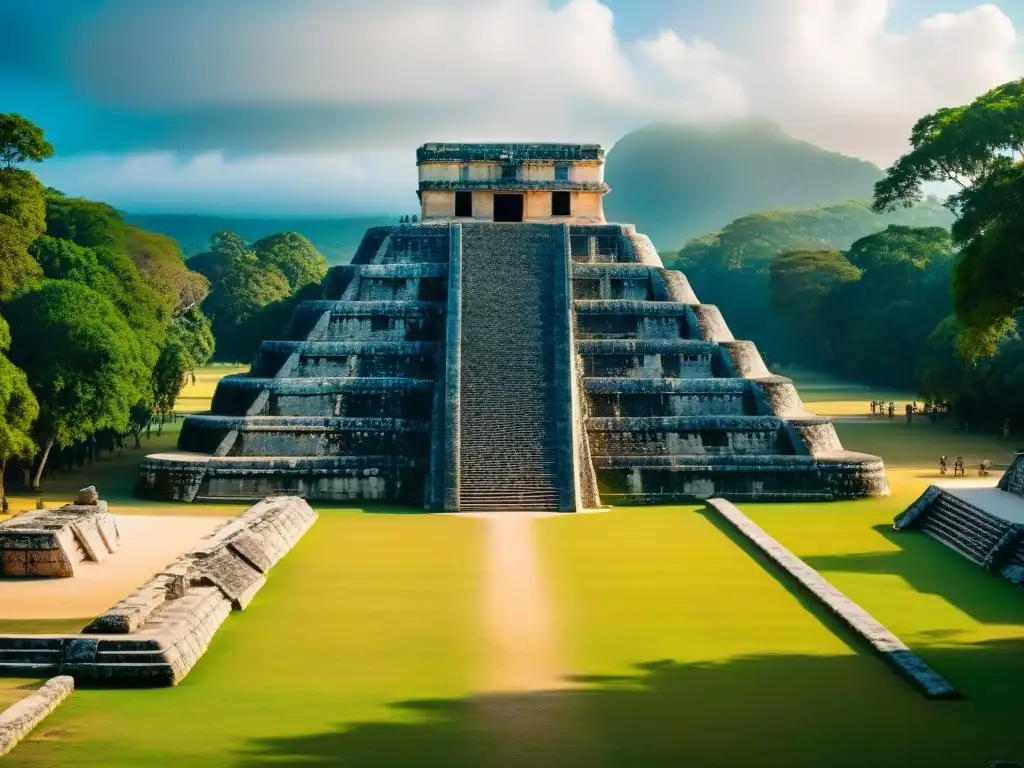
(4, 0, 1022, 215)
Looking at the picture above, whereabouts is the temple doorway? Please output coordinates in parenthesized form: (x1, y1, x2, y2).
(493, 194, 524, 222)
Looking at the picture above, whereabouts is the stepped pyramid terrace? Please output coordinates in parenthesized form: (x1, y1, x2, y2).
(138, 142, 888, 510)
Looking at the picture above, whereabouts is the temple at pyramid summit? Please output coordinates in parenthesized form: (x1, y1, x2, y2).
(138, 142, 889, 510)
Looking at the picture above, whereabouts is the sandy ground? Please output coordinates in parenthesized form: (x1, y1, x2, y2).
(0, 515, 228, 620)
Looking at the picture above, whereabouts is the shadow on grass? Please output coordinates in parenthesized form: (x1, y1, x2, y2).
(234, 640, 1024, 768)
(803, 524, 1024, 627)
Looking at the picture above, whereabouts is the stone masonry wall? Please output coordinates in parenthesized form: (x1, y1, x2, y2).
(0, 502, 119, 578)
(0, 498, 318, 687)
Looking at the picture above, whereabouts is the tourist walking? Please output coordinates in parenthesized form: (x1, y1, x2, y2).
(939, 456, 948, 475)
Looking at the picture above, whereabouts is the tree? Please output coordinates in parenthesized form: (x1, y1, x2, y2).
(0, 316, 37, 504)
(769, 250, 860, 365)
(252, 232, 328, 291)
(0, 114, 54, 168)
(665, 198, 952, 365)
(167, 308, 215, 369)
(127, 403, 154, 449)
(5, 281, 149, 488)
(152, 341, 190, 417)
(211, 231, 247, 258)
(30, 235, 168, 369)
(873, 78, 1024, 357)
(31, 234, 103, 284)
(0, 220, 42, 300)
(204, 252, 291, 361)
(846, 225, 954, 272)
(0, 168, 46, 299)
(124, 226, 209, 317)
(44, 191, 125, 249)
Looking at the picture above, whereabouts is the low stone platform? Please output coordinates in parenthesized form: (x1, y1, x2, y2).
(0, 496, 317, 687)
(895, 481, 1024, 587)
(707, 497, 958, 699)
(0, 676, 74, 757)
(0, 494, 119, 578)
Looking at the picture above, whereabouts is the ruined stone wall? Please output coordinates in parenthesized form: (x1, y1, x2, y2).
(0, 502, 119, 578)
(0, 676, 75, 757)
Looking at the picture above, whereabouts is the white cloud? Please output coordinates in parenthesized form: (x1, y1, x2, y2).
(739, 0, 1023, 161)
(37, 152, 418, 215)
(51, 0, 1024, 210)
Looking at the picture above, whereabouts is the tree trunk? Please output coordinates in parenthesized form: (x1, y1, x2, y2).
(32, 435, 55, 491)
(0, 456, 6, 507)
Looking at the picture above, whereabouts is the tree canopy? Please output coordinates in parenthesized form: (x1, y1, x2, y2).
(0, 168, 46, 299)
(0, 114, 54, 168)
(0, 315, 37, 501)
(252, 231, 328, 291)
(768, 225, 955, 387)
(5, 280, 150, 484)
(873, 77, 1024, 356)
(124, 226, 210, 318)
(665, 198, 952, 364)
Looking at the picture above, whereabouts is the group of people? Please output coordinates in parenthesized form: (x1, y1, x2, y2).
(938, 456, 992, 477)
(869, 400, 952, 420)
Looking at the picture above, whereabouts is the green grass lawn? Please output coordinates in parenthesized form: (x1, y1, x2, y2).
(6, 368, 1024, 766)
(534, 505, 1024, 766)
(7, 511, 486, 767)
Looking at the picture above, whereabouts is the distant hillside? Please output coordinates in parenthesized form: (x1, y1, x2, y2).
(603, 120, 884, 249)
(121, 214, 395, 264)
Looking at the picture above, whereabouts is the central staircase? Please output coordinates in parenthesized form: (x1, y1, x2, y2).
(458, 224, 562, 511)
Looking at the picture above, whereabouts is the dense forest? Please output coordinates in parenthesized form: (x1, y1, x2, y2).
(0, 114, 329, 502)
(663, 197, 953, 365)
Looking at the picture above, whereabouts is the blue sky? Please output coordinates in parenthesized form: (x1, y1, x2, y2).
(4, 0, 1022, 215)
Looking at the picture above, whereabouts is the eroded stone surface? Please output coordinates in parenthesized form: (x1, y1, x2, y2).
(75, 486, 100, 505)
(137, 143, 887, 508)
(0, 499, 119, 578)
(34, 498, 319, 687)
(0, 675, 74, 757)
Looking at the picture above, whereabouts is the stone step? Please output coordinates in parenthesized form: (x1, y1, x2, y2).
(458, 224, 565, 505)
(0, 637, 64, 651)
(919, 517, 994, 564)
(94, 650, 170, 664)
(931, 497, 1007, 533)
(0, 662, 61, 675)
(0, 649, 62, 663)
(927, 500, 1008, 541)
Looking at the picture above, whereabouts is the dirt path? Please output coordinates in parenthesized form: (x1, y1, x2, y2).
(469, 512, 600, 768)
(480, 513, 565, 693)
